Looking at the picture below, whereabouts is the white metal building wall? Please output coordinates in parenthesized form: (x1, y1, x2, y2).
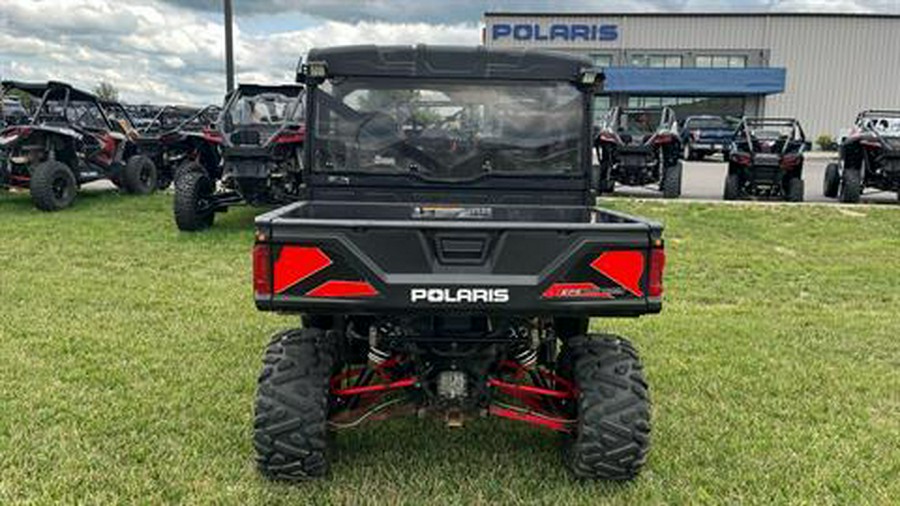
(484, 13, 900, 137)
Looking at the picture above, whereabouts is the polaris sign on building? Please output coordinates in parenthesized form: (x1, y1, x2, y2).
(491, 23, 619, 42)
(484, 12, 900, 137)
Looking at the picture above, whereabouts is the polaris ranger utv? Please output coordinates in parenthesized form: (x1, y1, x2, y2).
(173, 84, 304, 231)
(251, 45, 666, 482)
(595, 106, 683, 198)
(0, 81, 158, 211)
(824, 110, 900, 203)
(724, 117, 809, 202)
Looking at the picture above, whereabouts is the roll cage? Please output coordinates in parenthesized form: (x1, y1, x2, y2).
(734, 118, 808, 155)
(2, 80, 115, 133)
(599, 106, 678, 144)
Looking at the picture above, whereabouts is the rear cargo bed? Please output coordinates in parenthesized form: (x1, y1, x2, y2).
(254, 201, 664, 317)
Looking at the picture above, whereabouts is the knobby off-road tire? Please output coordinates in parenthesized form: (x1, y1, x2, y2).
(661, 162, 682, 199)
(254, 328, 336, 481)
(823, 163, 840, 198)
(560, 334, 651, 480)
(173, 170, 215, 231)
(30, 160, 77, 211)
(121, 155, 158, 195)
(840, 168, 862, 203)
(786, 177, 804, 202)
(723, 173, 741, 201)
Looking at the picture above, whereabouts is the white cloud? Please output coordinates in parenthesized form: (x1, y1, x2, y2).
(0, 0, 479, 105)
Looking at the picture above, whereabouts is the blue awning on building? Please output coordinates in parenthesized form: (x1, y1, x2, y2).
(602, 67, 786, 96)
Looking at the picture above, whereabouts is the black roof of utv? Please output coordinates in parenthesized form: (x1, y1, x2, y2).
(302, 44, 594, 82)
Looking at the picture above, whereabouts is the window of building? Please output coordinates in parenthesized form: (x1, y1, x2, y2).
(593, 96, 611, 125)
(630, 54, 682, 68)
(695, 55, 747, 68)
(590, 54, 613, 67)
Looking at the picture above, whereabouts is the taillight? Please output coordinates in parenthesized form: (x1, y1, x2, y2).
(733, 153, 752, 166)
(202, 128, 224, 144)
(780, 154, 802, 169)
(271, 131, 304, 144)
(648, 246, 665, 298)
(253, 244, 271, 296)
(1, 126, 30, 139)
(653, 132, 675, 145)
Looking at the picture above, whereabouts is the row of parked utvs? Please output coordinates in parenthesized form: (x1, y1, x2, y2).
(0, 80, 305, 220)
(0, 45, 898, 484)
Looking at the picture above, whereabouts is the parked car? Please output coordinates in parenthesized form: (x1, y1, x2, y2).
(680, 115, 734, 160)
(724, 117, 809, 201)
(824, 110, 900, 203)
(250, 45, 665, 482)
(0, 80, 157, 211)
(173, 84, 305, 231)
(594, 106, 683, 198)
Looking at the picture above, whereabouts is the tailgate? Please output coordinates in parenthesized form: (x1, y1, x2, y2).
(253, 201, 664, 317)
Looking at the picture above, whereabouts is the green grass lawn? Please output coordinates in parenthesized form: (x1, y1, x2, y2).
(1, 189, 898, 505)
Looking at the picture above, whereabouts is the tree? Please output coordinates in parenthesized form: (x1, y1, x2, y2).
(94, 82, 119, 102)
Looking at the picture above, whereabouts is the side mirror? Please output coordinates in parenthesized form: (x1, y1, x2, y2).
(804, 141, 812, 151)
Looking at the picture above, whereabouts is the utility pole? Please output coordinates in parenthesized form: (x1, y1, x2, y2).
(224, 0, 235, 94)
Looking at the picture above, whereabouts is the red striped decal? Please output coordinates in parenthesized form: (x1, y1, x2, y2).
(542, 282, 613, 299)
(591, 251, 645, 297)
(274, 246, 332, 294)
(306, 280, 379, 298)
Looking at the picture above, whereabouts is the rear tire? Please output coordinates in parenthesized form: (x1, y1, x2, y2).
(823, 163, 840, 198)
(254, 328, 335, 481)
(786, 177, 804, 202)
(723, 173, 741, 200)
(121, 155, 157, 195)
(560, 335, 651, 480)
(30, 160, 77, 211)
(840, 168, 862, 203)
(173, 170, 215, 231)
(661, 162, 682, 199)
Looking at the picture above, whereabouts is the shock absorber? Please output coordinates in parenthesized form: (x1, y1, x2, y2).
(509, 325, 538, 370)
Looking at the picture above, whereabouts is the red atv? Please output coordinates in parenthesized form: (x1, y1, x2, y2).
(0, 81, 157, 211)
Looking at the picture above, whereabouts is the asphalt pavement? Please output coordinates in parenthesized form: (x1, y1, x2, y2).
(609, 153, 900, 205)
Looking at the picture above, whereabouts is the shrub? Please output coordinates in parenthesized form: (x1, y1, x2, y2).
(816, 134, 838, 151)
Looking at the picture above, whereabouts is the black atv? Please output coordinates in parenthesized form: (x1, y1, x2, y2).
(824, 110, 900, 203)
(724, 117, 809, 202)
(173, 84, 305, 231)
(0, 81, 158, 211)
(595, 106, 683, 198)
(104, 103, 221, 190)
(250, 45, 666, 481)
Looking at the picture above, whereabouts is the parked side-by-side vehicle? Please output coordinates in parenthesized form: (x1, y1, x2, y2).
(0, 81, 158, 211)
(173, 84, 305, 231)
(824, 110, 900, 203)
(724, 117, 809, 202)
(594, 106, 683, 198)
(250, 45, 665, 482)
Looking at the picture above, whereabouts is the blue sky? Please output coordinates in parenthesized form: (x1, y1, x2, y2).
(1, 0, 897, 105)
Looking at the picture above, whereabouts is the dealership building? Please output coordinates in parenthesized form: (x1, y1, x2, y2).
(483, 12, 900, 138)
